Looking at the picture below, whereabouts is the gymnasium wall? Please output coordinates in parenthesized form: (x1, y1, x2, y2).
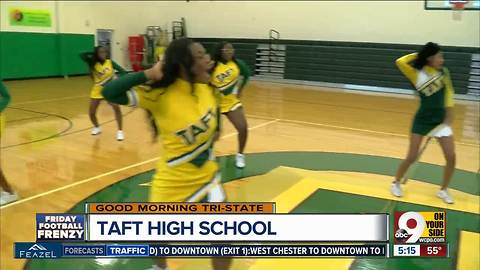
(0, 1, 94, 79)
(60, 1, 478, 47)
(170, 1, 480, 48)
(56, 1, 479, 68)
(0, 1, 57, 33)
(58, 1, 477, 96)
(57, 1, 179, 71)
(0, 2, 180, 78)
(1, 1, 478, 83)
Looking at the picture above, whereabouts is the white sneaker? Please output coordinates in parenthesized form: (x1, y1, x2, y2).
(116, 130, 125, 141)
(0, 191, 18, 205)
(146, 265, 168, 270)
(91, 127, 101, 135)
(391, 182, 402, 197)
(437, 189, 454, 204)
(235, 153, 245, 168)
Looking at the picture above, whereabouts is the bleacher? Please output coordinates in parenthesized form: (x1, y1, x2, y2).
(196, 38, 478, 96)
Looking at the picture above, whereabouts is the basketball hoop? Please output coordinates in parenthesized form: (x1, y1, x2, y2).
(451, 1, 467, 21)
(453, 2, 465, 10)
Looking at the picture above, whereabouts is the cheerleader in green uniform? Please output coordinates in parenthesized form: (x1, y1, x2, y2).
(391, 42, 456, 204)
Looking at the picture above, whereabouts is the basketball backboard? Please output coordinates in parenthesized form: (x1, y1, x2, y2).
(425, 0, 480, 10)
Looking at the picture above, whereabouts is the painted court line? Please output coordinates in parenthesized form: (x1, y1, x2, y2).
(247, 114, 479, 147)
(0, 157, 159, 209)
(221, 118, 279, 139)
(0, 119, 279, 209)
(12, 95, 89, 106)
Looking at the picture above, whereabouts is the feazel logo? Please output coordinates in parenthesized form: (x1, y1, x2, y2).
(28, 244, 47, 251)
(394, 212, 446, 244)
(15, 243, 61, 259)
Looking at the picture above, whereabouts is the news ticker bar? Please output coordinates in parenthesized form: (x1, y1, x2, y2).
(393, 244, 449, 257)
(14, 243, 388, 259)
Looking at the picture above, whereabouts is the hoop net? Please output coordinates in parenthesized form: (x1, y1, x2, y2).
(451, 1, 466, 20)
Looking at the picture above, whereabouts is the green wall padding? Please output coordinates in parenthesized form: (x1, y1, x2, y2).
(0, 32, 59, 79)
(0, 31, 94, 80)
(58, 33, 95, 76)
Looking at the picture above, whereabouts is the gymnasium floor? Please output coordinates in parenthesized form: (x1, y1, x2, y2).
(0, 77, 478, 270)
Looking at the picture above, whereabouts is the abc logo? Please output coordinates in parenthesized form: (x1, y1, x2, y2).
(394, 229, 410, 243)
(396, 212, 425, 243)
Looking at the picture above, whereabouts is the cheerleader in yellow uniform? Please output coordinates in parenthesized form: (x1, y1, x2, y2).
(211, 42, 251, 168)
(80, 46, 127, 140)
(0, 81, 18, 205)
(103, 38, 230, 270)
(391, 42, 456, 204)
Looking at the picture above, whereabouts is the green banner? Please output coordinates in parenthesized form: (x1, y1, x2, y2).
(9, 8, 52, 27)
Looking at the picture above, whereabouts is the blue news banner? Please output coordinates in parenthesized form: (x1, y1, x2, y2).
(26, 213, 387, 258)
(15, 243, 387, 259)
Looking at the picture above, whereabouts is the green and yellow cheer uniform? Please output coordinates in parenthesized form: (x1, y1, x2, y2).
(80, 53, 127, 99)
(211, 59, 251, 113)
(396, 53, 454, 135)
(102, 72, 225, 203)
